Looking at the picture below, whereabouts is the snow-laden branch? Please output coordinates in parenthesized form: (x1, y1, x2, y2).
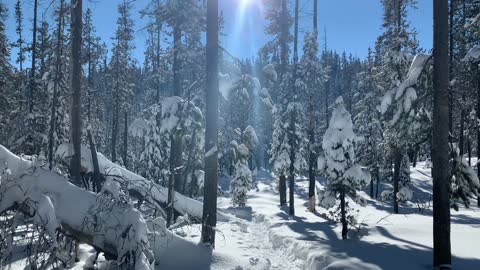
(0, 145, 154, 269)
(55, 143, 229, 222)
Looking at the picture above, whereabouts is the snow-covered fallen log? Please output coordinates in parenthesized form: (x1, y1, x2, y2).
(0, 145, 154, 269)
(55, 143, 229, 222)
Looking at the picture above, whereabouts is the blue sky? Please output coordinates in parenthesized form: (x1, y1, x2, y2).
(4, 0, 433, 65)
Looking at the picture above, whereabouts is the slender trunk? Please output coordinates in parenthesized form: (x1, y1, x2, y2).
(370, 176, 374, 198)
(173, 25, 181, 97)
(288, 0, 299, 217)
(375, 170, 380, 199)
(459, 104, 465, 156)
(122, 111, 128, 169)
(278, 175, 286, 205)
(279, 0, 288, 77)
(201, 0, 219, 247)
(308, 0, 318, 212)
(87, 129, 101, 192)
(70, 0, 83, 181)
(448, 0, 455, 137)
(467, 136, 472, 166)
(432, 0, 451, 266)
(111, 108, 118, 163)
(340, 190, 347, 240)
(167, 134, 176, 227)
(393, 148, 401, 214)
(48, 0, 65, 170)
(477, 65, 480, 207)
(29, 0, 38, 114)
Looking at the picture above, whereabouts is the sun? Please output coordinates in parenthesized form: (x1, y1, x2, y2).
(239, 0, 254, 8)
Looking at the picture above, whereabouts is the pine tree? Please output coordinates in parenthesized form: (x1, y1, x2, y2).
(110, 0, 135, 165)
(230, 126, 258, 207)
(0, 0, 12, 144)
(318, 97, 370, 240)
(14, 0, 25, 72)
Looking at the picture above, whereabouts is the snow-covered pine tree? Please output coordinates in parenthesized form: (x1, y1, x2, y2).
(110, 0, 135, 166)
(230, 126, 258, 207)
(318, 97, 370, 240)
(376, 0, 424, 213)
(13, 0, 25, 72)
(298, 31, 327, 211)
(354, 48, 385, 199)
(45, 0, 70, 169)
(0, 0, 12, 144)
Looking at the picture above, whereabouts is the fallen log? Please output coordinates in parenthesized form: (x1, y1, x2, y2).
(0, 145, 154, 269)
(55, 143, 229, 222)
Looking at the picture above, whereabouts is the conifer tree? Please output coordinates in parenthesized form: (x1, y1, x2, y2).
(318, 97, 370, 240)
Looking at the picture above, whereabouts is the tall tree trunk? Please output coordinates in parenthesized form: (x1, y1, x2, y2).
(448, 0, 455, 136)
(279, 0, 288, 77)
(122, 110, 128, 169)
(477, 65, 480, 207)
(308, 0, 318, 212)
(279, 174, 286, 205)
(87, 129, 101, 192)
(70, 0, 83, 181)
(340, 190, 347, 240)
(432, 0, 451, 267)
(111, 108, 118, 163)
(288, 0, 299, 217)
(29, 0, 38, 114)
(48, 0, 65, 170)
(167, 134, 176, 227)
(201, 0, 219, 247)
(392, 148, 401, 214)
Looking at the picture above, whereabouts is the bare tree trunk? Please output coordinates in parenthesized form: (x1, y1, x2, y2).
(288, 0, 299, 217)
(279, 174, 287, 205)
(87, 129, 101, 192)
(122, 111, 128, 169)
(392, 148, 401, 214)
(70, 0, 83, 181)
(340, 190, 347, 240)
(48, 0, 65, 170)
(432, 0, 451, 267)
(29, 0, 38, 114)
(477, 65, 480, 207)
(308, 0, 318, 212)
(448, 0, 455, 137)
(111, 107, 118, 163)
(279, 0, 288, 77)
(167, 134, 176, 227)
(201, 0, 219, 247)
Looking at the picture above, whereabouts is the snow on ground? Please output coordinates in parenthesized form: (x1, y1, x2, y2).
(179, 161, 480, 270)
(6, 161, 480, 269)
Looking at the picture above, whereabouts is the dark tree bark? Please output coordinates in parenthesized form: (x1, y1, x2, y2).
(308, 0, 318, 212)
(432, 0, 452, 267)
(87, 129, 101, 192)
(392, 148, 401, 214)
(201, 0, 219, 247)
(340, 191, 347, 240)
(279, 175, 287, 205)
(48, 0, 65, 170)
(477, 65, 480, 207)
(448, 0, 455, 136)
(29, 0, 38, 114)
(70, 0, 83, 181)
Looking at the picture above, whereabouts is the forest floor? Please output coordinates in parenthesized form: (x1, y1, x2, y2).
(8, 161, 480, 270)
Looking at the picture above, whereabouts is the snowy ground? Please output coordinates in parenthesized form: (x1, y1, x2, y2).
(7, 162, 480, 270)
